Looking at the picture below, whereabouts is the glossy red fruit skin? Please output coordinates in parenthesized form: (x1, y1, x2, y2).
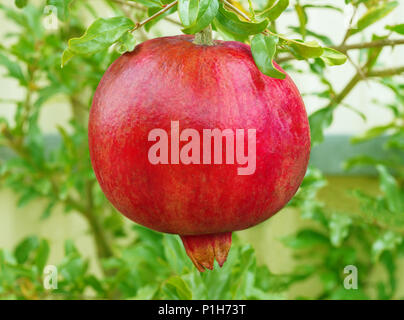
(89, 35, 310, 236)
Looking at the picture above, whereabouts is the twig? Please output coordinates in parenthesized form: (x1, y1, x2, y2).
(330, 73, 362, 108)
(323, 64, 404, 114)
(346, 53, 367, 81)
(366, 65, 404, 77)
(340, 5, 357, 46)
(131, 0, 178, 32)
(337, 38, 404, 52)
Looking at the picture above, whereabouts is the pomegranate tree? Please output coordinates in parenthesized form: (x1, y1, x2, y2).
(89, 35, 310, 271)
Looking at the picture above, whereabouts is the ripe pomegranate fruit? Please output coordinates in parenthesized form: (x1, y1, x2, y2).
(89, 35, 310, 272)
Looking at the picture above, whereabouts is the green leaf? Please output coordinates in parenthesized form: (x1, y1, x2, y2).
(163, 276, 193, 299)
(178, 0, 199, 27)
(14, 236, 40, 264)
(163, 235, 192, 274)
(61, 48, 74, 67)
(309, 106, 334, 145)
(46, 0, 72, 21)
(351, 122, 395, 143)
(181, 272, 208, 299)
(17, 189, 38, 207)
(41, 199, 56, 220)
(380, 251, 396, 299)
(64, 239, 79, 256)
(214, 3, 269, 36)
(0, 53, 27, 85)
(351, 1, 398, 35)
(320, 48, 347, 66)
(282, 229, 329, 249)
(289, 27, 333, 46)
(372, 231, 402, 261)
(386, 24, 404, 35)
(62, 17, 135, 66)
(295, 4, 307, 39)
(182, 0, 219, 34)
(259, 0, 289, 21)
(35, 239, 50, 272)
(132, 285, 158, 300)
(377, 165, 404, 214)
(251, 34, 285, 79)
(15, 0, 28, 8)
(366, 34, 387, 70)
(329, 287, 369, 300)
(144, 5, 177, 32)
(229, 245, 257, 299)
(286, 39, 324, 59)
(329, 214, 352, 247)
(116, 31, 136, 54)
(85, 275, 105, 294)
(60, 257, 88, 282)
(303, 4, 343, 13)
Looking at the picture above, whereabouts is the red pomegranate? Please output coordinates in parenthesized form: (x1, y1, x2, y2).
(88, 35, 310, 271)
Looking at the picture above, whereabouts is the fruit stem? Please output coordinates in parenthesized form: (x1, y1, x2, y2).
(193, 25, 214, 46)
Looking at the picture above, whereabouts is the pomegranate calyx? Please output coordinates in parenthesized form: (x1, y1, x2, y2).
(180, 232, 232, 272)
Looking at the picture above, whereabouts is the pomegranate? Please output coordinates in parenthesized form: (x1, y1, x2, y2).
(88, 35, 310, 271)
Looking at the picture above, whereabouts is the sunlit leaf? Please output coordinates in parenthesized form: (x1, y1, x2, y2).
(14, 236, 39, 264)
(351, 1, 398, 35)
(295, 3, 307, 39)
(215, 3, 268, 35)
(309, 106, 334, 145)
(251, 34, 285, 79)
(15, 0, 28, 9)
(286, 39, 324, 59)
(259, 0, 289, 21)
(178, 0, 199, 27)
(0, 53, 27, 85)
(181, 0, 218, 34)
(282, 229, 329, 249)
(163, 276, 193, 299)
(329, 214, 352, 247)
(62, 17, 135, 66)
(35, 239, 50, 272)
(385, 24, 404, 35)
(320, 48, 347, 66)
(116, 31, 136, 54)
(372, 231, 402, 261)
(46, 0, 72, 21)
(377, 165, 404, 214)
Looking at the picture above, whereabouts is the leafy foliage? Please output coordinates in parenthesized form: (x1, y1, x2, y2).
(0, 0, 403, 300)
(1, 229, 305, 299)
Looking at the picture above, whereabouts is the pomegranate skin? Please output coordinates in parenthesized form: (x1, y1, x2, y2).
(89, 35, 310, 237)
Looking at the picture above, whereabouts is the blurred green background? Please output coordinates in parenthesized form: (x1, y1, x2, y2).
(1, 0, 404, 300)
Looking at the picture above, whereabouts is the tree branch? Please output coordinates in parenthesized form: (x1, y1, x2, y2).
(323, 65, 403, 114)
(336, 38, 404, 53)
(329, 73, 362, 108)
(131, 0, 178, 32)
(114, 0, 182, 26)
